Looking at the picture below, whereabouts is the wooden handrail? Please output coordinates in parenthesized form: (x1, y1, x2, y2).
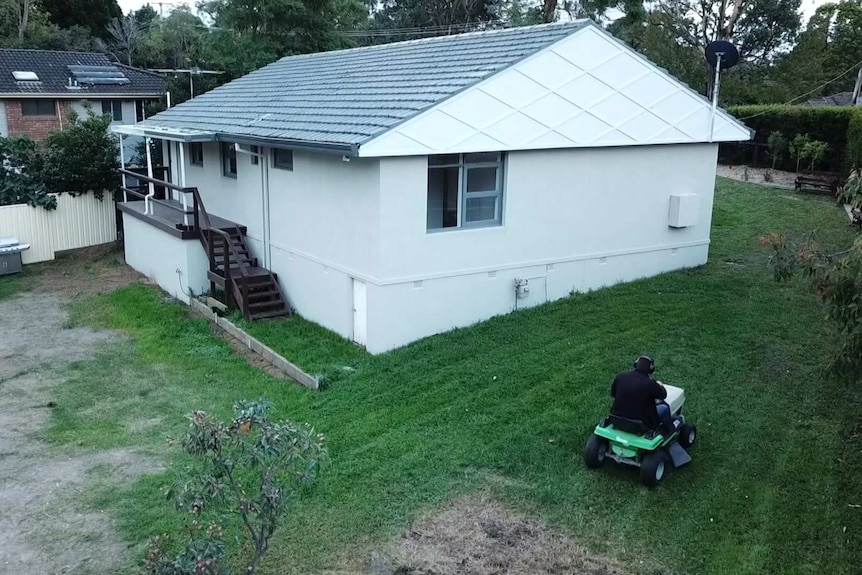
(122, 186, 195, 216)
(119, 168, 191, 194)
(188, 187, 250, 318)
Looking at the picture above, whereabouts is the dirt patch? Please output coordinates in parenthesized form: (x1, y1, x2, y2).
(210, 323, 289, 381)
(339, 493, 634, 575)
(717, 164, 797, 189)
(33, 242, 144, 298)
(0, 289, 159, 574)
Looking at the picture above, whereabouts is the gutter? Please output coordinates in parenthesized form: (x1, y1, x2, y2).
(0, 93, 164, 99)
(216, 134, 359, 157)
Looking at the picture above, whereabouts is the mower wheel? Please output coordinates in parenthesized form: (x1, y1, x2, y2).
(679, 423, 697, 449)
(640, 451, 666, 487)
(583, 434, 608, 469)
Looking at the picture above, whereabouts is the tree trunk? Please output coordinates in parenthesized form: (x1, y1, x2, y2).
(17, 0, 30, 44)
(542, 0, 557, 23)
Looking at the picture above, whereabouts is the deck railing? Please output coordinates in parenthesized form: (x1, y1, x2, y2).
(118, 168, 250, 315)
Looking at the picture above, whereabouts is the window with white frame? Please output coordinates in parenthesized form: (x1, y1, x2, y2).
(250, 145, 259, 165)
(427, 152, 504, 231)
(221, 142, 237, 178)
(101, 100, 122, 121)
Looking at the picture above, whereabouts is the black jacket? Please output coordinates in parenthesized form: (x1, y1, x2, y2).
(610, 369, 667, 429)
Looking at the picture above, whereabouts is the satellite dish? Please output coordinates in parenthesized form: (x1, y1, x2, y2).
(705, 40, 740, 70)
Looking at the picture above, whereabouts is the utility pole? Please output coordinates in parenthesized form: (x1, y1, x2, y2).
(852, 66, 862, 106)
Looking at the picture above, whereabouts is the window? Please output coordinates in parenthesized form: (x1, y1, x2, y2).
(250, 145, 259, 166)
(190, 142, 204, 166)
(101, 100, 122, 121)
(222, 142, 237, 178)
(21, 99, 56, 116)
(272, 148, 293, 171)
(427, 152, 504, 231)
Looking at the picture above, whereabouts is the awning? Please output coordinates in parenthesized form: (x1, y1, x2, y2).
(111, 124, 217, 142)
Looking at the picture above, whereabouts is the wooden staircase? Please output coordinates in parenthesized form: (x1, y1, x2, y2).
(191, 190, 290, 321)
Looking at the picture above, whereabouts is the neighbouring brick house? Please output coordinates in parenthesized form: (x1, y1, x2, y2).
(0, 49, 164, 142)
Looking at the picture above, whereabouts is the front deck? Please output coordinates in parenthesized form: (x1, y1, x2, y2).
(118, 198, 246, 240)
(117, 168, 288, 321)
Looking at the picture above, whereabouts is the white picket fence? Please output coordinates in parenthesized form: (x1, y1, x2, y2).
(0, 193, 117, 264)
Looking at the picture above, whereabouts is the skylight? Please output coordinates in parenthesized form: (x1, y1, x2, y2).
(12, 71, 38, 81)
(67, 65, 130, 86)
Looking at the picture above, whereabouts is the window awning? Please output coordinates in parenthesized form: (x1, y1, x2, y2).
(111, 124, 216, 142)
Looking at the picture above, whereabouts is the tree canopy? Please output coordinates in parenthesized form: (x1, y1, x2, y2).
(0, 0, 856, 110)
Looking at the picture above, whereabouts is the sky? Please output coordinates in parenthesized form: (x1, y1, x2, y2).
(118, 0, 831, 20)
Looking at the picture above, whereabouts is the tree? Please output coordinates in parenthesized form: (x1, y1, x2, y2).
(790, 133, 811, 173)
(603, 0, 801, 96)
(40, 109, 119, 200)
(132, 3, 159, 30)
(39, 0, 122, 38)
(13, 0, 31, 42)
(145, 400, 327, 575)
(202, 0, 358, 55)
(106, 15, 145, 65)
(767, 130, 788, 169)
(371, 0, 501, 35)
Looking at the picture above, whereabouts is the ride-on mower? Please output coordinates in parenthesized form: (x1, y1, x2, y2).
(583, 383, 696, 487)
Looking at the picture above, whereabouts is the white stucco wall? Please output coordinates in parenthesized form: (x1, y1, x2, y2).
(265, 152, 380, 339)
(364, 143, 718, 353)
(122, 212, 210, 303)
(171, 145, 380, 339)
(0, 100, 7, 137)
(159, 141, 717, 354)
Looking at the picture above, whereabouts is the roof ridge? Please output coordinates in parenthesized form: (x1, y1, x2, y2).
(0, 48, 110, 57)
(277, 20, 591, 63)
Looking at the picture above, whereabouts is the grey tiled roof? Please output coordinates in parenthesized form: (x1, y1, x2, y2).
(0, 49, 165, 96)
(806, 91, 856, 107)
(142, 21, 590, 148)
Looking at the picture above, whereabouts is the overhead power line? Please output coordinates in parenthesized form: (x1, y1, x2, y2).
(738, 60, 862, 121)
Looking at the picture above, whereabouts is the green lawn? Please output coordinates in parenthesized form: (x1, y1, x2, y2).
(50, 178, 862, 575)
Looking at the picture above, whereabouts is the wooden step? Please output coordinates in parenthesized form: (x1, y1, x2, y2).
(246, 289, 281, 301)
(249, 300, 284, 311)
(249, 308, 290, 320)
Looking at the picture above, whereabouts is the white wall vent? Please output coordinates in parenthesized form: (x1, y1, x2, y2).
(668, 193, 700, 228)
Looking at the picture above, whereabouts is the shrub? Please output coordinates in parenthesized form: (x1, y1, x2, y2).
(720, 106, 855, 173)
(761, 233, 862, 384)
(0, 136, 56, 210)
(847, 108, 862, 170)
(767, 131, 788, 169)
(145, 399, 327, 575)
(41, 110, 119, 201)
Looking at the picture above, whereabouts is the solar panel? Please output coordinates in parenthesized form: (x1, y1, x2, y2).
(67, 65, 130, 86)
(12, 71, 39, 81)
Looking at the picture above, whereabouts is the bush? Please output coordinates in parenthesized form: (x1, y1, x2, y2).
(0, 136, 56, 210)
(720, 106, 857, 173)
(761, 232, 862, 385)
(145, 399, 327, 575)
(41, 110, 119, 201)
(0, 109, 118, 209)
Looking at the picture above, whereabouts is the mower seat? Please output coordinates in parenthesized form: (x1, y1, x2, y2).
(606, 415, 658, 438)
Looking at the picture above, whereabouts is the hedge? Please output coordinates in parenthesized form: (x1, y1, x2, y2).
(719, 105, 862, 174)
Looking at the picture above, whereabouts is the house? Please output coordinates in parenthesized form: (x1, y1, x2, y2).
(112, 21, 752, 354)
(0, 49, 164, 147)
(806, 91, 859, 107)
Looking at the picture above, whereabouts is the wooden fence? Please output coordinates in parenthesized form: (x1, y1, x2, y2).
(0, 193, 117, 264)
